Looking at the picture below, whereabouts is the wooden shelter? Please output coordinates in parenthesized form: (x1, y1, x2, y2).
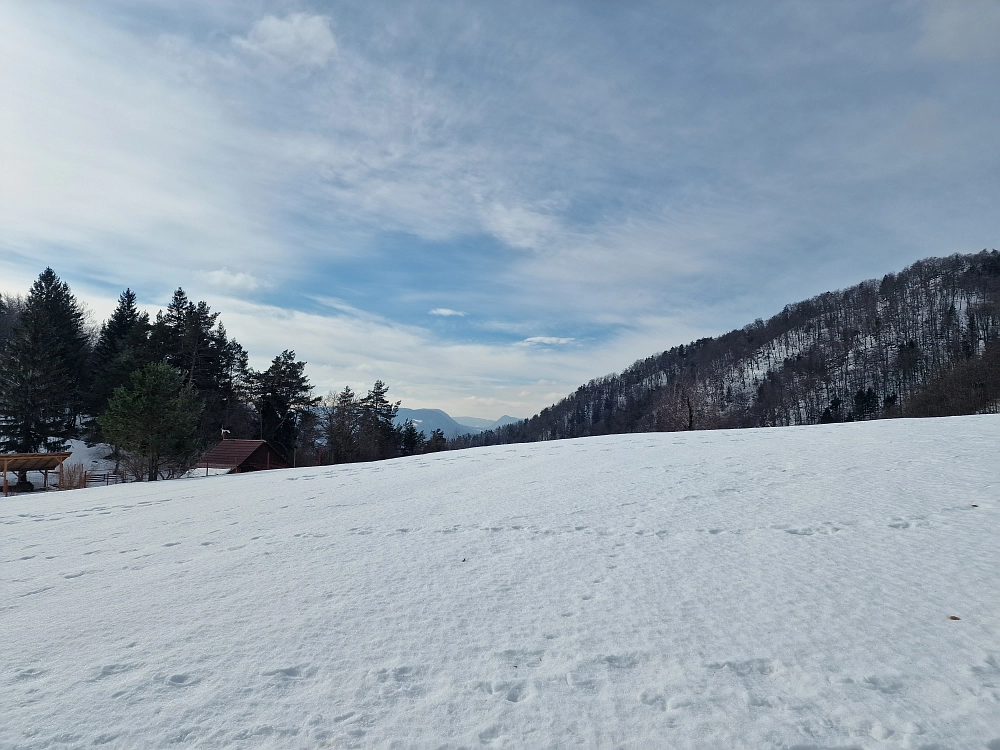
(196, 440, 288, 474)
(1, 452, 72, 495)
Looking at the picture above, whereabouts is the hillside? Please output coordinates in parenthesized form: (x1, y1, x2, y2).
(459, 251, 1000, 447)
(3, 416, 999, 748)
(452, 415, 522, 431)
(394, 408, 480, 438)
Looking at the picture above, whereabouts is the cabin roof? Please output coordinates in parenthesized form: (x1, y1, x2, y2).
(197, 440, 287, 470)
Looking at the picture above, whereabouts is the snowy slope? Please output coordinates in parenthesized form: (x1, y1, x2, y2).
(2, 416, 999, 749)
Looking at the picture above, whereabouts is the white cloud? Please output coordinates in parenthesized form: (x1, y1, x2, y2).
(481, 203, 563, 251)
(234, 14, 337, 68)
(520, 336, 575, 346)
(429, 308, 466, 317)
(0, 4, 285, 293)
(203, 268, 261, 292)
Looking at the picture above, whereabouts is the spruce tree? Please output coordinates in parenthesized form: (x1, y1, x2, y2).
(251, 350, 318, 459)
(0, 269, 89, 488)
(89, 289, 152, 419)
(147, 289, 251, 444)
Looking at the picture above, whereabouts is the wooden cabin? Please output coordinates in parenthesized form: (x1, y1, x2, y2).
(196, 440, 288, 474)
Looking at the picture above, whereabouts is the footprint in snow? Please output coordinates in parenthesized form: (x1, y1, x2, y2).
(167, 673, 200, 686)
(263, 666, 309, 679)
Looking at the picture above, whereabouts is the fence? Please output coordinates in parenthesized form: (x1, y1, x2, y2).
(84, 471, 124, 487)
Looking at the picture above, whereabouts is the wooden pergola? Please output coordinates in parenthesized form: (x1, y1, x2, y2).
(1, 453, 72, 495)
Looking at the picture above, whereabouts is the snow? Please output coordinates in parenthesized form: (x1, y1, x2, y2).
(61, 440, 115, 471)
(2, 416, 999, 749)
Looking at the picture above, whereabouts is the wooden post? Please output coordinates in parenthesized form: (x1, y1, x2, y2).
(3, 458, 8, 497)
(43, 470, 48, 490)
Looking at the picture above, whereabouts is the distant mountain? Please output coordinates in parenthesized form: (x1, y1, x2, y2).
(394, 408, 480, 438)
(457, 250, 1000, 448)
(452, 415, 522, 430)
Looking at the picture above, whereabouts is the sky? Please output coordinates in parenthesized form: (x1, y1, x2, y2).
(1, 0, 998, 418)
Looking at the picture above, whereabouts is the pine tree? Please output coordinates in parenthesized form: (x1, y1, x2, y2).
(426, 428, 448, 452)
(147, 289, 252, 444)
(89, 289, 152, 419)
(400, 419, 426, 456)
(98, 363, 202, 481)
(0, 269, 90, 488)
(358, 380, 400, 460)
(251, 350, 318, 459)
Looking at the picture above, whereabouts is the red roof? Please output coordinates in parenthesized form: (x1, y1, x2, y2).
(197, 440, 288, 472)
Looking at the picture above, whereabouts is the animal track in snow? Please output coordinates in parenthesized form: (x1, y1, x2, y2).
(167, 673, 199, 686)
(263, 666, 311, 679)
(888, 517, 929, 530)
(94, 664, 135, 680)
(706, 658, 778, 676)
(638, 690, 666, 710)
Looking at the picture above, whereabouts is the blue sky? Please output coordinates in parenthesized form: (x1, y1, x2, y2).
(1, 1, 998, 417)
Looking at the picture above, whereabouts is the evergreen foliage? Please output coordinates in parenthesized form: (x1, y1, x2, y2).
(426, 428, 448, 452)
(0, 269, 90, 487)
(98, 363, 203, 481)
(357, 380, 400, 461)
(89, 289, 152, 420)
(400, 419, 426, 456)
(250, 350, 319, 460)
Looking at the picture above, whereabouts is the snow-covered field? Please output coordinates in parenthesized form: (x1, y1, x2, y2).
(3, 416, 999, 749)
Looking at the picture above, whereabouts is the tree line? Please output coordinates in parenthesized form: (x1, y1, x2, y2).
(456, 250, 1000, 448)
(0, 269, 443, 488)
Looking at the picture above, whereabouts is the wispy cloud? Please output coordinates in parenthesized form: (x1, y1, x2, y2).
(520, 337, 575, 346)
(1, 1, 998, 417)
(203, 268, 262, 292)
(233, 14, 337, 69)
(429, 308, 466, 317)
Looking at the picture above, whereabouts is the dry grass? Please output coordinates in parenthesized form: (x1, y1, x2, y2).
(58, 462, 87, 490)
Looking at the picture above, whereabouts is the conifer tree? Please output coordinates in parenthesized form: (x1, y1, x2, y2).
(426, 428, 448, 452)
(0, 269, 90, 488)
(400, 419, 426, 456)
(146, 288, 252, 444)
(251, 350, 318, 459)
(99, 363, 202, 481)
(89, 288, 152, 418)
(358, 380, 401, 460)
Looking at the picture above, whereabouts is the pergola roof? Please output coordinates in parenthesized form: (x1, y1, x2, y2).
(0, 453, 72, 472)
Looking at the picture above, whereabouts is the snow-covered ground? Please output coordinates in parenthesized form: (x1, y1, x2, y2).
(2, 416, 999, 749)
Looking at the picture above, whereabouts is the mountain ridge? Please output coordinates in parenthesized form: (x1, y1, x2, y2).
(457, 250, 1000, 447)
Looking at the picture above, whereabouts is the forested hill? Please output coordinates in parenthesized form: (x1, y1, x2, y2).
(457, 251, 1000, 448)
